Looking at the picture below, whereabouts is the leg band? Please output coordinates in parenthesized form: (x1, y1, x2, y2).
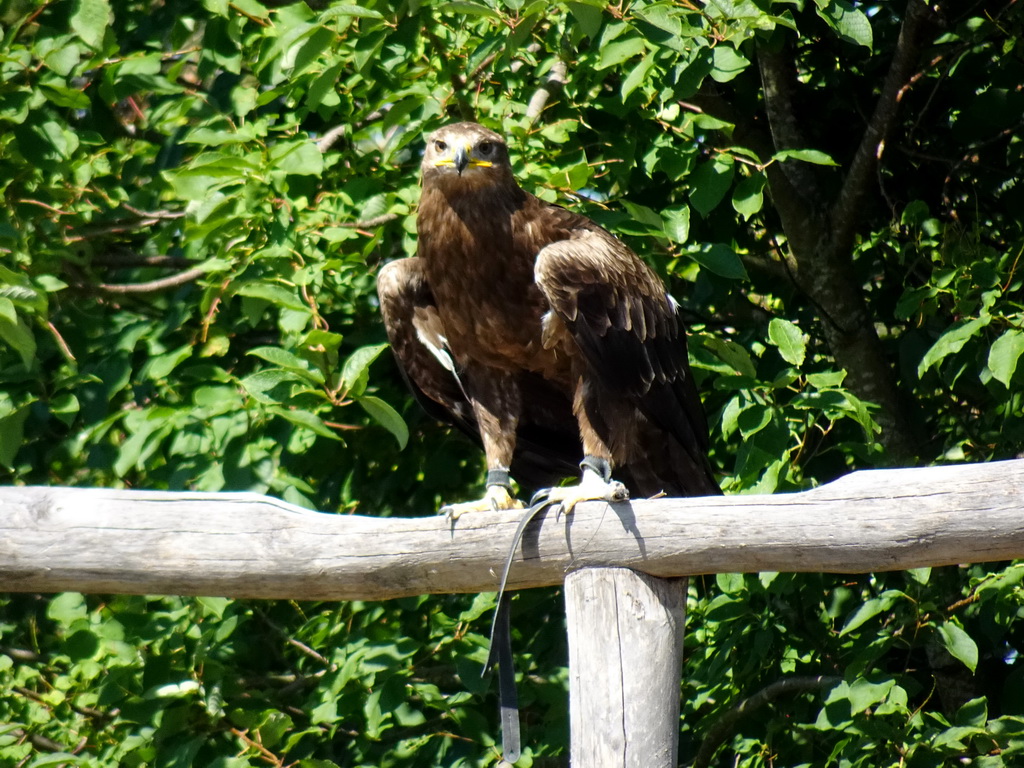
(486, 468, 513, 490)
(579, 455, 612, 483)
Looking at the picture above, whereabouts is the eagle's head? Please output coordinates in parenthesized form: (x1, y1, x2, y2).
(420, 122, 514, 190)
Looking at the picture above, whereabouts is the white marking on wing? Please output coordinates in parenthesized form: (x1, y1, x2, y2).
(416, 327, 456, 373)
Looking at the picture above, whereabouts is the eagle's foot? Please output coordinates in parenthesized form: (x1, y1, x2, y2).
(530, 456, 629, 516)
(441, 483, 524, 521)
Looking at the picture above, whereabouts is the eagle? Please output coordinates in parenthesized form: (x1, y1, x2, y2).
(377, 122, 719, 518)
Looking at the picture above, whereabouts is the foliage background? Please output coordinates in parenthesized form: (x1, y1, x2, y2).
(1, 0, 1023, 765)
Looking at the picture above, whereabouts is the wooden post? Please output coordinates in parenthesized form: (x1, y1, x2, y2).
(565, 568, 686, 767)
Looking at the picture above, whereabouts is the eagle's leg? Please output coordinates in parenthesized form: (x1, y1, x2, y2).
(531, 377, 630, 515)
(441, 370, 526, 520)
(440, 467, 524, 520)
(531, 456, 629, 515)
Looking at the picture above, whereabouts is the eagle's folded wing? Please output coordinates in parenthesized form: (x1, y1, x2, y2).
(535, 228, 713, 476)
(377, 258, 478, 435)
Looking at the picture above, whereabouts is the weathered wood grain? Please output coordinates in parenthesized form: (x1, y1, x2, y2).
(565, 568, 685, 768)
(1, 459, 1022, 599)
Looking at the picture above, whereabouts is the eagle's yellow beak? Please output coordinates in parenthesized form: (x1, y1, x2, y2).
(434, 142, 494, 175)
(453, 145, 470, 175)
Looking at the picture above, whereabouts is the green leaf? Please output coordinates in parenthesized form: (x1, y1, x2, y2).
(815, 0, 873, 50)
(732, 173, 766, 220)
(720, 395, 743, 438)
(50, 393, 80, 426)
(906, 567, 931, 585)
(0, 297, 16, 325)
(568, 1, 603, 37)
(71, 0, 111, 48)
(0, 405, 29, 469)
(0, 309, 36, 368)
(988, 328, 1024, 386)
(240, 369, 304, 404)
(918, 316, 992, 377)
(737, 403, 771, 438)
(848, 678, 895, 715)
(773, 148, 840, 166)
(596, 36, 647, 70)
(146, 680, 202, 699)
(619, 200, 664, 232)
(270, 139, 324, 176)
(321, 4, 385, 20)
(806, 370, 847, 388)
(341, 343, 389, 396)
(956, 696, 988, 727)
(47, 593, 88, 625)
(938, 621, 978, 673)
(247, 347, 325, 385)
(703, 337, 756, 377)
(715, 572, 745, 594)
(840, 590, 907, 636)
(621, 55, 657, 99)
(705, 593, 749, 623)
(22, 754, 91, 767)
(291, 26, 336, 77)
(662, 206, 690, 244)
(184, 125, 261, 146)
(711, 45, 750, 83)
(202, 0, 229, 15)
(358, 396, 409, 450)
(436, 1, 502, 18)
(692, 243, 748, 280)
(144, 344, 193, 381)
(768, 318, 807, 367)
(235, 282, 310, 312)
(632, 4, 684, 37)
(689, 156, 735, 216)
(269, 406, 342, 441)
(43, 44, 83, 78)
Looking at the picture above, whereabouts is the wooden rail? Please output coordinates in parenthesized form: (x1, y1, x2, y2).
(1, 459, 1022, 598)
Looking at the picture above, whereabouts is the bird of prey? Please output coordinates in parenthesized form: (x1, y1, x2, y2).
(377, 122, 719, 518)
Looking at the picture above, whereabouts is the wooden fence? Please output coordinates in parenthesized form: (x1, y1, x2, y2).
(2, 459, 1023, 765)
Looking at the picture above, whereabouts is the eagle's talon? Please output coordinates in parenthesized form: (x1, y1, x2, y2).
(533, 477, 630, 517)
(441, 484, 524, 521)
(610, 481, 629, 503)
(529, 489, 551, 507)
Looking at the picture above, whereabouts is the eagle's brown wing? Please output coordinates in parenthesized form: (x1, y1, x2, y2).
(377, 257, 582, 490)
(535, 224, 720, 496)
(377, 258, 475, 431)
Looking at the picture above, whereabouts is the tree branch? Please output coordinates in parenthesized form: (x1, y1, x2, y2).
(120, 204, 185, 220)
(526, 59, 568, 125)
(757, 41, 823, 227)
(95, 266, 206, 294)
(691, 675, 842, 768)
(65, 207, 185, 243)
(317, 109, 386, 153)
(742, 3, 944, 464)
(337, 213, 399, 228)
(316, 123, 349, 153)
(90, 252, 193, 269)
(831, 0, 939, 253)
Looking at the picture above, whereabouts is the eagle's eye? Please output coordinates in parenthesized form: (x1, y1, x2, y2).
(434, 140, 448, 152)
(478, 141, 494, 155)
